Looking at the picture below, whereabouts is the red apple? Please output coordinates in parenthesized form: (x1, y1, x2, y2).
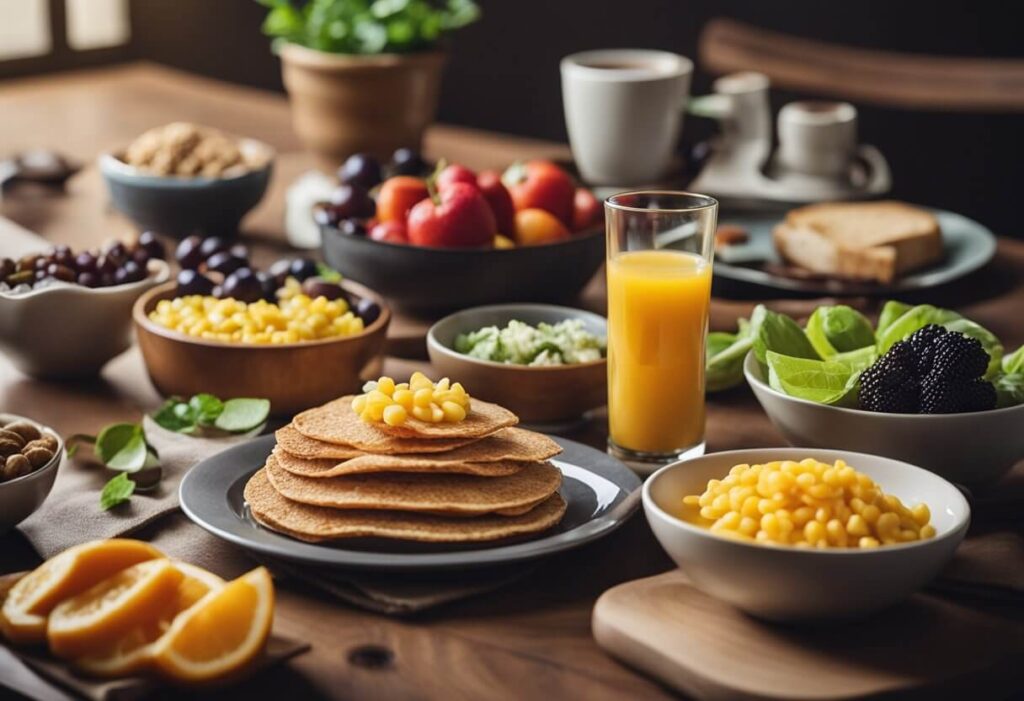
(436, 164, 477, 192)
(572, 188, 602, 232)
(476, 170, 516, 238)
(407, 182, 496, 248)
(503, 160, 575, 226)
(377, 176, 429, 223)
(369, 220, 409, 244)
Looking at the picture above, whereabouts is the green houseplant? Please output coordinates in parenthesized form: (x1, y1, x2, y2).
(258, 0, 481, 167)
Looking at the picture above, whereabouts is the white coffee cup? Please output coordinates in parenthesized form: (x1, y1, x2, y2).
(561, 49, 693, 185)
(776, 101, 858, 179)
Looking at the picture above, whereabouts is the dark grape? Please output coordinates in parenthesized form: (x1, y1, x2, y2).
(338, 219, 367, 237)
(328, 184, 376, 219)
(391, 147, 427, 176)
(175, 269, 215, 296)
(132, 248, 151, 266)
(338, 153, 383, 189)
(256, 271, 278, 302)
(104, 241, 128, 264)
(313, 204, 342, 228)
(221, 267, 263, 303)
(77, 272, 99, 288)
(199, 236, 229, 262)
(268, 259, 293, 287)
(211, 284, 224, 299)
(96, 254, 118, 276)
(114, 261, 145, 284)
(289, 258, 319, 282)
(0, 258, 14, 279)
(229, 243, 249, 260)
(46, 263, 75, 282)
(52, 245, 75, 268)
(137, 231, 166, 260)
(206, 251, 248, 275)
(355, 297, 381, 326)
(34, 257, 50, 271)
(301, 277, 346, 301)
(175, 235, 205, 270)
(74, 251, 96, 273)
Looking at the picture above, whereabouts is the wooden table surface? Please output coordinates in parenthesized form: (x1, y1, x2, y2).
(1, 63, 1023, 701)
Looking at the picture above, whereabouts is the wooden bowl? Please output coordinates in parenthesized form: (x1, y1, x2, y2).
(427, 304, 607, 425)
(133, 281, 390, 416)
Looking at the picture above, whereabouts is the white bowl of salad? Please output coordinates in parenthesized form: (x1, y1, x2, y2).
(427, 304, 607, 424)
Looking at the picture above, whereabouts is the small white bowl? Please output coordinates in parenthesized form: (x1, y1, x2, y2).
(744, 352, 1024, 486)
(0, 413, 64, 534)
(643, 448, 969, 621)
(0, 259, 169, 378)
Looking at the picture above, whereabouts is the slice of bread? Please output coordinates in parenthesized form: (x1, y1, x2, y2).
(772, 201, 944, 283)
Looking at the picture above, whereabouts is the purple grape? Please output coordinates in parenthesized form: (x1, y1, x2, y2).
(137, 231, 166, 260)
(175, 235, 204, 270)
(289, 258, 319, 282)
(77, 272, 99, 288)
(355, 297, 381, 326)
(221, 267, 263, 303)
(175, 269, 215, 296)
(328, 184, 376, 219)
(206, 251, 248, 275)
(199, 236, 229, 262)
(391, 147, 427, 176)
(338, 153, 383, 189)
(268, 259, 293, 287)
(338, 219, 368, 237)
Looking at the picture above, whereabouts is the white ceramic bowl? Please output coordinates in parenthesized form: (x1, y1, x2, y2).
(0, 413, 63, 534)
(0, 259, 169, 378)
(643, 448, 969, 621)
(744, 352, 1024, 486)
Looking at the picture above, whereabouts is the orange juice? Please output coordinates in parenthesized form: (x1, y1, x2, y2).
(606, 249, 711, 454)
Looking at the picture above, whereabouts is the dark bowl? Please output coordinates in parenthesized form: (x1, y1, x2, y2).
(320, 225, 605, 313)
(99, 140, 274, 238)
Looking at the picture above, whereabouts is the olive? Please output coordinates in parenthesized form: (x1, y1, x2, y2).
(175, 269, 215, 296)
(16, 255, 39, 273)
(206, 251, 248, 275)
(312, 204, 342, 229)
(338, 153, 383, 190)
(355, 297, 381, 326)
(256, 271, 278, 302)
(289, 258, 319, 282)
(329, 184, 376, 220)
(34, 256, 50, 271)
(0, 258, 14, 279)
(77, 272, 100, 288)
(104, 241, 128, 264)
(338, 219, 368, 237)
(52, 245, 75, 268)
(96, 254, 118, 276)
(391, 147, 428, 176)
(229, 243, 249, 260)
(114, 261, 145, 285)
(301, 277, 346, 301)
(268, 258, 293, 287)
(175, 235, 205, 270)
(74, 251, 97, 273)
(221, 267, 263, 303)
(199, 236, 230, 262)
(137, 231, 166, 260)
(46, 263, 75, 282)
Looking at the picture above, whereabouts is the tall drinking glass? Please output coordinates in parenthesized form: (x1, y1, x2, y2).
(605, 191, 717, 466)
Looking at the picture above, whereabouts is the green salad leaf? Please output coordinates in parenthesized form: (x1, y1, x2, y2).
(215, 399, 272, 433)
(805, 305, 875, 358)
(876, 304, 960, 352)
(707, 305, 765, 392)
(1003, 345, 1024, 375)
(876, 300, 912, 336)
(753, 309, 819, 364)
(766, 351, 860, 405)
(100, 473, 135, 511)
(995, 373, 1024, 408)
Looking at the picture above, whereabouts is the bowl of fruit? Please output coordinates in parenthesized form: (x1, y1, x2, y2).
(0, 234, 170, 378)
(739, 301, 1024, 486)
(317, 151, 605, 312)
(134, 242, 389, 415)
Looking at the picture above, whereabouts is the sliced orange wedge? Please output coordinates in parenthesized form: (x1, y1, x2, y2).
(153, 567, 274, 684)
(73, 563, 226, 678)
(47, 559, 184, 659)
(1, 539, 162, 645)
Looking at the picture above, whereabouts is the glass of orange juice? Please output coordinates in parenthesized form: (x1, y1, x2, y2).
(605, 191, 717, 467)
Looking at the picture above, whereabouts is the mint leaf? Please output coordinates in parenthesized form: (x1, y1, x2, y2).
(190, 394, 225, 426)
(215, 398, 271, 433)
(152, 398, 196, 432)
(95, 424, 145, 468)
(100, 473, 135, 511)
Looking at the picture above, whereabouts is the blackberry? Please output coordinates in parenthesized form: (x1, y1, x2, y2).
(921, 377, 996, 414)
(858, 341, 920, 413)
(908, 324, 947, 373)
(928, 331, 989, 382)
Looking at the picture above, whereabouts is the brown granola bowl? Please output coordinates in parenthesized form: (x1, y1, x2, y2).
(133, 280, 390, 416)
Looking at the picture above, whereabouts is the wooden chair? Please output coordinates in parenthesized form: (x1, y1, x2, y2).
(698, 18, 1024, 111)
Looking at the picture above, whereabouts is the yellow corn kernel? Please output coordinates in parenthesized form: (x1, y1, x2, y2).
(393, 389, 415, 410)
(412, 405, 433, 422)
(413, 388, 434, 407)
(382, 404, 407, 427)
(376, 377, 396, 396)
(911, 503, 931, 527)
(920, 524, 936, 539)
(846, 514, 869, 537)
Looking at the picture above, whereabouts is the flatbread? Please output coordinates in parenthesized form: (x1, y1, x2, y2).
(264, 454, 561, 516)
(272, 446, 524, 478)
(245, 469, 567, 543)
(292, 397, 516, 448)
(282, 416, 477, 456)
(272, 428, 561, 478)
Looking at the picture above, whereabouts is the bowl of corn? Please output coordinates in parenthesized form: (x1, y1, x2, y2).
(133, 280, 390, 415)
(643, 448, 969, 621)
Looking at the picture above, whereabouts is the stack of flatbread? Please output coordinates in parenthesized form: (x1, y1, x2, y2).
(244, 396, 567, 544)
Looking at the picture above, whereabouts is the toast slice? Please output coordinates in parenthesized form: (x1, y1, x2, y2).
(772, 201, 944, 283)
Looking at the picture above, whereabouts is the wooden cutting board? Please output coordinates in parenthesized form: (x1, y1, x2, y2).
(592, 570, 1024, 700)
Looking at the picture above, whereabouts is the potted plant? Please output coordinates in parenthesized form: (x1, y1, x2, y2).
(258, 0, 480, 169)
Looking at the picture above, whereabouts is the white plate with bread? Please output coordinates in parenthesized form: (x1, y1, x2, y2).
(712, 201, 996, 295)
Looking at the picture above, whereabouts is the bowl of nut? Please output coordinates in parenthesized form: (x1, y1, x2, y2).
(134, 249, 390, 415)
(0, 414, 63, 534)
(99, 122, 274, 237)
(0, 236, 170, 378)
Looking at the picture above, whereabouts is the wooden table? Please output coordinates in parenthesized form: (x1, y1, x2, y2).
(1, 63, 1023, 701)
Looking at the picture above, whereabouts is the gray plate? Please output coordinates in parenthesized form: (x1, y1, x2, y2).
(713, 208, 997, 295)
(179, 434, 641, 572)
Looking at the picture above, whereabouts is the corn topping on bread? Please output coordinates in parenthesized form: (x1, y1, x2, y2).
(772, 201, 943, 283)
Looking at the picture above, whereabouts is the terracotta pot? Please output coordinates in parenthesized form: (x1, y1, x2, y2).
(279, 43, 446, 169)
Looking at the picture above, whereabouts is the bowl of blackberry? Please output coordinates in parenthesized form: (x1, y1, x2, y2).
(740, 301, 1024, 486)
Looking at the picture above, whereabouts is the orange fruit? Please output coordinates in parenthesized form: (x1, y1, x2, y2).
(1, 539, 162, 645)
(47, 559, 184, 659)
(153, 567, 274, 684)
(513, 208, 570, 246)
(73, 563, 225, 678)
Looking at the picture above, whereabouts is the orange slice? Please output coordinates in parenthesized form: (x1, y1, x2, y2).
(1, 539, 162, 645)
(153, 567, 274, 684)
(47, 559, 184, 659)
(73, 563, 225, 678)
